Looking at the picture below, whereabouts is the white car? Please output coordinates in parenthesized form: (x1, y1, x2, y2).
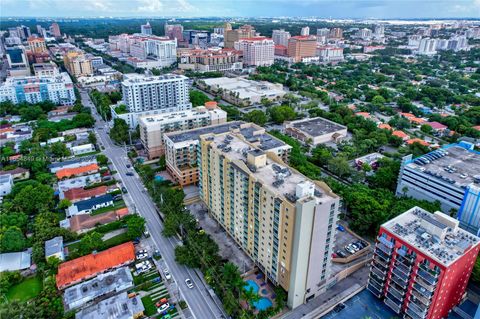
(164, 268, 171, 280)
(157, 303, 170, 313)
(185, 278, 194, 289)
(136, 252, 148, 260)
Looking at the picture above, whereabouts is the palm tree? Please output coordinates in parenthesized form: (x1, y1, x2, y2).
(242, 285, 261, 311)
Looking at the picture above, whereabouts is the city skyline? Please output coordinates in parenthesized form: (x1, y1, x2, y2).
(1, 0, 480, 19)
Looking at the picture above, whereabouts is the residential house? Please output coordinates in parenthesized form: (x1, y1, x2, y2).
(0, 167, 30, 181)
(66, 194, 114, 217)
(56, 164, 100, 180)
(45, 236, 65, 261)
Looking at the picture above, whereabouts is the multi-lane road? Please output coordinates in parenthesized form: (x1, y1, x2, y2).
(80, 90, 226, 319)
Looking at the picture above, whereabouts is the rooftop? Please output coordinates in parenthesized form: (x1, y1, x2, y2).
(56, 163, 99, 180)
(122, 73, 187, 85)
(383, 207, 480, 267)
(48, 155, 97, 169)
(286, 117, 347, 137)
(74, 194, 113, 212)
(45, 236, 63, 257)
(63, 185, 108, 201)
(64, 267, 133, 311)
(205, 131, 335, 203)
(75, 291, 144, 319)
(405, 143, 480, 187)
(165, 121, 244, 144)
(56, 242, 135, 289)
(63, 208, 128, 233)
(0, 251, 31, 272)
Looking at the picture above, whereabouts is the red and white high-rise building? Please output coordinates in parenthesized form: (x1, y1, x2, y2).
(368, 207, 480, 319)
(234, 37, 274, 67)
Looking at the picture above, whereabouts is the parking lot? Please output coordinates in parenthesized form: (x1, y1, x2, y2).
(187, 202, 254, 272)
(333, 224, 369, 258)
(321, 289, 396, 319)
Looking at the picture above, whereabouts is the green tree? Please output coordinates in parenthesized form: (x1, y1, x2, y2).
(79, 231, 103, 254)
(243, 110, 268, 126)
(0, 227, 27, 252)
(50, 141, 71, 158)
(109, 118, 130, 144)
(327, 156, 353, 179)
(126, 215, 146, 239)
(88, 132, 97, 145)
(311, 145, 333, 166)
(96, 154, 109, 166)
(58, 199, 72, 210)
(12, 184, 55, 215)
(189, 90, 211, 107)
(268, 105, 296, 124)
(420, 124, 433, 134)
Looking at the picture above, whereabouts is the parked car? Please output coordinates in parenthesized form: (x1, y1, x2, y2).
(121, 187, 128, 193)
(333, 303, 346, 313)
(126, 172, 134, 176)
(335, 250, 347, 258)
(126, 164, 131, 168)
(185, 278, 194, 289)
(157, 303, 170, 313)
(156, 298, 168, 307)
(345, 244, 356, 254)
(143, 229, 150, 238)
(163, 268, 171, 280)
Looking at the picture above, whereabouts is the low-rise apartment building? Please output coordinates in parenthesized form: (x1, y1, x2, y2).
(164, 122, 291, 186)
(139, 105, 227, 159)
(198, 127, 340, 309)
(198, 77, 286, 106)
(284, 117, 348, 145)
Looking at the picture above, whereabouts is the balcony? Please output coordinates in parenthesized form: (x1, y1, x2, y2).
(368, 283, 383, 298)
(416, 269, 438, 286)
(372, 259, 389, 273)
(387, 286, 404, 301)
(388, 284, 406, 299)
(410, 290, 431, 307)
(391, 273, 409, 288)
(370, 272, 386, 285)
(409, 296, 430, 313)
(384, 296, 402, 314)
(376, 242, 394, 255)
(419, 263, 440, 278)
(407, 300, 428, 319)
(371, 265, 387, 279)
(368, 277, 384, 292)
(374, 249, 392, 262)
(405, 307, 427, 319)
(394, 261, 412, 276)
(414, 276, 436, 292)
(392, 268, 410, 283)
(373, 255, 390, 268)
(412, 283, 434, 299)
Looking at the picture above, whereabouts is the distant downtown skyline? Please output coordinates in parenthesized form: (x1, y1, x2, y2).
(2, 0, 480, 19)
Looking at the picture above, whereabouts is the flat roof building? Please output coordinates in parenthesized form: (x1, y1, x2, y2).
(367, 207, 480, 319)
(198, 77, 286, 106)
(138, 105, 227, 159)
(396, 142, 480, 235)
(64, 267, 133, 311)
(284, 117, 348, 145)
(164, 122, 291, 186)
(75, 292, 144, 319)
(0, 251, 31, 272)
(45, 236, 65, 261)
(198, 125, 340, 309)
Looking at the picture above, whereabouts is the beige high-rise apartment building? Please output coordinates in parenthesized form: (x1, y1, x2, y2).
(198, 125, 340, 309)
(224, 24, 256, 48)
(287, 36, 317, 62)
(27, 36, 47, 54)
(63, 51, 93, 77)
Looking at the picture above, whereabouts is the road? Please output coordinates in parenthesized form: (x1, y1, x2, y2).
(80, 90, 226, 319)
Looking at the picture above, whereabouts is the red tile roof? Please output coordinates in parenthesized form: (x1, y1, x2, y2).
(378, 123, 392, 130)
(56, 163, 99, 179)
(400, 112, 415, 118)
(406, 138, 430, 146)
(392, 130, 409, 139)
(426, 121, 448, 130)
(56, 242, 135, 289)
(63, 185, 108, 202)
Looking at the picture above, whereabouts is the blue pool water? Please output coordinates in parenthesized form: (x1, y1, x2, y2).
(254, 297, 273, 311)
(244, 280, 259, 294)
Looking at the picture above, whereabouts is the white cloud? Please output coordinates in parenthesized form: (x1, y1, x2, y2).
(136, 0, 164, 12)
(176, 0, 197, 12)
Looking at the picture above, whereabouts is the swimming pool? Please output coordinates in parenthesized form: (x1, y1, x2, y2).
(244, 280, 259, 294)
(254, 297, 273, 311)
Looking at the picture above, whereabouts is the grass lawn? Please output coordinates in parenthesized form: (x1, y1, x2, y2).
(6, 277, 42, 302)
(102, 231, 131, 249)
(141, 295, 157, 316)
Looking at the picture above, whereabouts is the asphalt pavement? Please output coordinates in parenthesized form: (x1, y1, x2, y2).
(80, 90, 226, 319)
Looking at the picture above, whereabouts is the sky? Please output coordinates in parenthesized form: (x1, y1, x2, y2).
(1, 0, 480, 19)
